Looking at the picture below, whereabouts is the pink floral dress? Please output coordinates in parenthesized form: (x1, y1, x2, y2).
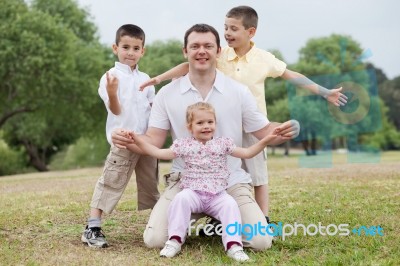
(170, 137, 236, 194)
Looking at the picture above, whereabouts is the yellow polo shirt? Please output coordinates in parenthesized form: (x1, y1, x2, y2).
(217, 42, 286, 115)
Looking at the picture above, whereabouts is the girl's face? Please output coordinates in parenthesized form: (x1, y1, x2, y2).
(188, 110, 216, 144)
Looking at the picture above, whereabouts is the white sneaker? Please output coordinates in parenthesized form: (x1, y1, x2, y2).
(160, 240, 181, 258)
(227, 245, 250, 262)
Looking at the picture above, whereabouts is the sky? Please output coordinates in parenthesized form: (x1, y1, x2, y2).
(76, 0, 400, 79)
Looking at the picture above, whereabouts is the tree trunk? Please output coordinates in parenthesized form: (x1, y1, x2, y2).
(21, 140, 48, 172)
(284, 141, 290, 156)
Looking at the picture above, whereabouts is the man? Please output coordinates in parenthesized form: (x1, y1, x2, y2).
(112, 24, 300, 250)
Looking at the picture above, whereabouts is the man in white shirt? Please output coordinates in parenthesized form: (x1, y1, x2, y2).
(112, 24, 299, 250)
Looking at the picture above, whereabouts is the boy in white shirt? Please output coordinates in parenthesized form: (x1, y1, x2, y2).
(81, 24, 159, 248)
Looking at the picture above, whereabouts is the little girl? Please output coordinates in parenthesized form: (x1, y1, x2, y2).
(130, 102, 281, 262)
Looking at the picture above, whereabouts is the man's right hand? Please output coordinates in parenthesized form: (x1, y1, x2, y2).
(273, 120, 300, 139)
(111, 128, 134, 149)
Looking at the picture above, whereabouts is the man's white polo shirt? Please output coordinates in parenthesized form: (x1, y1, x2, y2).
(99, 62, 155, 144)
(149, 70, 269, 187)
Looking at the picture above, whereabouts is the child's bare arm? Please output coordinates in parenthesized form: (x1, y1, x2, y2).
(106, 72, 121, 115)
(130, 132, 175, 160)
(281, 69, 348, 106)
(139, 63, 189, 91)
(231, 134, 281, 159)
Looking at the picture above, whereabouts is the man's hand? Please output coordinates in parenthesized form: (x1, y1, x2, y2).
(139, 77, 160, 91)
(273, 120, 300, 139)
(325, 87, 348, 106)
(111, 128, 134, 149)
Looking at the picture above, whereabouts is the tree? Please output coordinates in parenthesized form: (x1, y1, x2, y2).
(360, 99, 400, 150)
(264, 50, 295, 155)
(0, 0, 110, 171)
(366, 63, 388, 86)
(296, 34, 365, 75)
(379, 76, 400, 130)
(264, 49, 288, 106)
(289, 34, 376, 154)
(32, 0, 99, 43)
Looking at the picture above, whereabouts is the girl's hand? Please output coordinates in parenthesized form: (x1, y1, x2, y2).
(111, 128, 134, 149)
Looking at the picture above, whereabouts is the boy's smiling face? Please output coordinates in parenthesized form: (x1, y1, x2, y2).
(224, 17, 255, 49)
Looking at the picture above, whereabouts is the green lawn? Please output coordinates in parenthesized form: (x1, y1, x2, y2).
(0, 151, 399, 265)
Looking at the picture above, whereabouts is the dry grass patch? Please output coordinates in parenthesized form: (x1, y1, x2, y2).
(0, 152, 399, 265)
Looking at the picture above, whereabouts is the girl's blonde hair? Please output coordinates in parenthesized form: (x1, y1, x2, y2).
(186, 102, 216, 128)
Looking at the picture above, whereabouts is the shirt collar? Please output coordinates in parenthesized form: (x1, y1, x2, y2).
(226, 41, 256, 62)
(179, 70, 225, 94)
(114, 62, 139, 74)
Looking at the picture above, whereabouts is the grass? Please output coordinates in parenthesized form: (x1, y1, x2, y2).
(0, 151, 399, 265)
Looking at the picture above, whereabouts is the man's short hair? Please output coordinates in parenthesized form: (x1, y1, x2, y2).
(226, 6, 258, 29)
(184, 24, 220, 49)
(115, 24, 145, 46)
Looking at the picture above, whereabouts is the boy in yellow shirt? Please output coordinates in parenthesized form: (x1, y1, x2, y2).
(140, 6, 347, 226)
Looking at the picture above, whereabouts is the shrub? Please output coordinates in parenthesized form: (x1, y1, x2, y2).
(0, 140, 26, 176)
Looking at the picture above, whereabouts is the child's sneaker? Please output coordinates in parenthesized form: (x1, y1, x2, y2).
(81, 226, 108, 248)
(160, 239, 181, 258)
(227, 245, 250, 262)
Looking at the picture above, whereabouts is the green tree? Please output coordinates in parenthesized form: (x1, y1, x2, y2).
(0, 0, 110, 171)
(32, 0, 99, 43)
(288, 34, 375, 154)
(264, 49, 288, 106)
(366, 63, 388, 86)
(360, 99, 400, 150)
(296, 34, 366, 75)
(379, 76, 400, 130)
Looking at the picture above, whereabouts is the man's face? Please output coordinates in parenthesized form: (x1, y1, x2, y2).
(183, 31, 220, 72)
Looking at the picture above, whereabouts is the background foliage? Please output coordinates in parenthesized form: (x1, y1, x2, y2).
(0, 0, 111, 173)
(0, 0, 398, 175)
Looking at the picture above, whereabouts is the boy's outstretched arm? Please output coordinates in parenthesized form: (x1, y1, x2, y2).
(130, 132, 175, 160)
(281, 69, 348, 106)
(139, 62, 189, 91)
